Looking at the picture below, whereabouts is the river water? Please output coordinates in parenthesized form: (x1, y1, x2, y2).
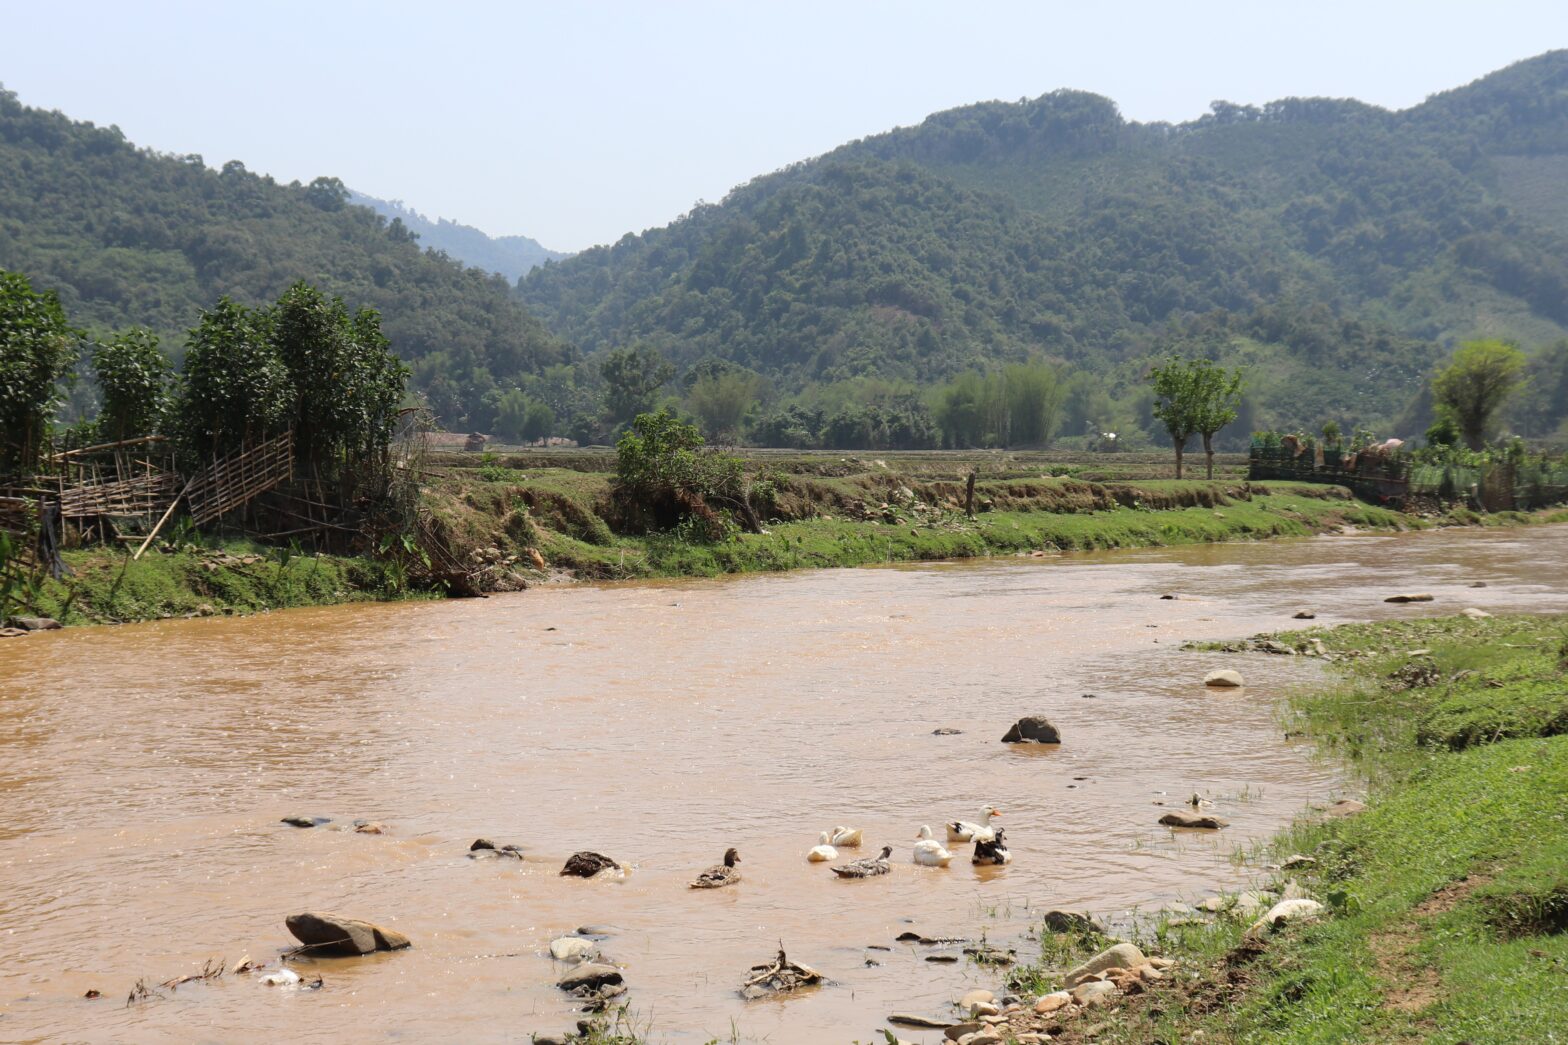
(2, 525, 1565, 1043)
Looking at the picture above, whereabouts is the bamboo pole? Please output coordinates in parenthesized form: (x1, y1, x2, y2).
(132, 479, 194, 561)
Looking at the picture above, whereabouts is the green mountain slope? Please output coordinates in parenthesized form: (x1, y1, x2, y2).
(0, 86, 570, 425)
(519, 52, 1568, 436)
(348, 191, 566, 282)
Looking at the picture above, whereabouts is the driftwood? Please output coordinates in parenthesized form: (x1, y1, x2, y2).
(738, 947, 823, 1000)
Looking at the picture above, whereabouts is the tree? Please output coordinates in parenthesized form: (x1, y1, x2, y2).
(600, 344, 674, 430)
(92, 327, 172, 442)
(0, 270, 79, 474)
(173, 297, 292, 463)
(686, 371, 759, 442)
(612, 410, 762, 537)
(1432, 339, 1527, 451)
(1003, 362, 1065, 447)
(1149, 356, 1243, 479)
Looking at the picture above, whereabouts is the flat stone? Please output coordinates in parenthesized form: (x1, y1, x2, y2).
(944, 1023, 983, 1042)
(1159, 811, 1229, 830)
(958, 989, 995, 1009)
(1281, 854, 1316, 870)
(1065, 943, 1146, 987)
(932, 727, 964, 735)
(1041, 909, 1106, 934)
(1071, 979, 1119, 1006)
(1462, 607, 1493, 619)
(1323, 799, 1366, 818)
(1384, 593, 1434, 603)
(285, 912, 410, 956)
(1034, 990, 1071, 1013)
(557, 962, 623, 993)
(888, 1014, 952, 1029)
(1253, 898, 1324, 931)
(549, 937, 599, 962)
(1204, 669, 1244, 688)
(5, 616, 61, 631)
(971, 1001, 1001, 1017)
(280, 816, 330, 828)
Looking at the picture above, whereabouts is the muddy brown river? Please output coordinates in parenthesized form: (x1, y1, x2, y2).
(2, 526, 1566, 1043)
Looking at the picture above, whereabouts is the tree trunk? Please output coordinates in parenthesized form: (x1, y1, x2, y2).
(1202, 432, 1215, 480)
(965, 469, 977, 518)
(1173, 436, 1184, 479)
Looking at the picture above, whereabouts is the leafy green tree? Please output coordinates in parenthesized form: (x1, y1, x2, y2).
(0, 270, 79, 473)
(612, 410, 763, 537)
(1149, 356, 1242, 479)
(173, 297, 292, 463)
(522, 399, 555, 443)
(686, 371, 759, 442)
(601, 345, 675, 430)
(1003, 362, 1066, 447)
(91, 327, 172, 442)
(1432, 339, 1527, 451)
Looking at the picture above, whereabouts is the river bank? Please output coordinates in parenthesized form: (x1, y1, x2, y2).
(965, 611, 1568, 1044)
(10, 460, 1566, 629)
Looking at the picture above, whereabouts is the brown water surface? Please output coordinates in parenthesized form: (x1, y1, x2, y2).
(2, 526, 1566, 1043)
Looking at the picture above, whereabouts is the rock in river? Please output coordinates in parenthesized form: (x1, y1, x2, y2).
(285, 912, 410, 956)
(1204, 669, 1244, 688)
(280, 815, 331, 828)
(549, 937, 599, 962)
(5, 616, 61, 631)
(1384, 593, 1434, 603)
(1159, 811, 1230, 829)
(1000, 716, 1061, 744)
(557, 962, 623, 993)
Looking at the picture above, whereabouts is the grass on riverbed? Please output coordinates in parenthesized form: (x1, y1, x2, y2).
(1029, 614, 1568, 1044)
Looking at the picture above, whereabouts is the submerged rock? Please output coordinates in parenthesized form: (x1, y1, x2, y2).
(932, 727, 964, 736)
(6, 616, 61, 631)
(352, 821, 388, 835)
(1384, 593, 1434, 603)
(280, 816, 331, 828)
(1204, 669, 1244, 688)
(557, 962, 623, 993)
(1000, 716, 1061, 744)
(888, 1013, 952, 1029)
(1159, 811, 1229, 829)
(1292, 610, 1316, 619)
(284, 912, 410, 956)
(1041, 910, 1107, 934)
(468, 838, 524, 859)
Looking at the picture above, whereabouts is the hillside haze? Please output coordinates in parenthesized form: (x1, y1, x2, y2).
(519, 51, 1568, 435)
(348, 191, 566, 282)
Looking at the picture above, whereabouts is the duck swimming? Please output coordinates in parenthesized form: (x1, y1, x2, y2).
(807, 832, 838, 862)
(827, 826, 863, 848)
(689, 847, 741, 889)
(831, 845, 893, 879)
(972, 828, 1011, 865)
(947, 805, 1002, 843)
(559, 851, 621, 878)
(912, 825, 955, 867)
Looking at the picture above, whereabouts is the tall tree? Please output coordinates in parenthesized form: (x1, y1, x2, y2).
(601, 344, 674, 430)
(686, 371, 759, 442)
(1190, 361, 1244, 479)
(173, 297, 292, 464)
(91, 327, 171, 442)
(0, 270, 79, 474)
(1432, 339, 1527, 451)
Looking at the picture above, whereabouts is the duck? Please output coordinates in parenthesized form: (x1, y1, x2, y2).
(827, 825, 863, 848)
(689, 847, 741, 889)
(912, 825, 955, 867)
(559, 851, 621, 878)
(947, 805, 1002, 844)
(807, 832, 838, 862)
(831, 845, 893, 879)
(1188, 793, 1213, 809)
(972, 828, 1011, 866)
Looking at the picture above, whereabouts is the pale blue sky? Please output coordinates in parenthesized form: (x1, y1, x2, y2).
(2, 1, 1563, 252)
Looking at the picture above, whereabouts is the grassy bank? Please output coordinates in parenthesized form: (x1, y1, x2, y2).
(25, 539, 414, 626)
(997, 613, 1568, 1044)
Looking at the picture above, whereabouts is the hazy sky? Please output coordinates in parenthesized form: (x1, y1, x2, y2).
(2, 2, 1563, 252)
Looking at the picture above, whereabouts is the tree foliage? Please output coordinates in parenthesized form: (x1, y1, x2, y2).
(1432, 339, 1527, 451)
(0, 269, 79, 473)
(173, 297, 292, 463)
(1149, 356, 1243, 478)
(91, 326, 171, 442)
(600, 344, 674, 431)
(611, 410, 762, 538)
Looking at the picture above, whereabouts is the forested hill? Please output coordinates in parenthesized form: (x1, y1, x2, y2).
(518, 51, 1568, 432)
(0, 85, 570, 423)
(348, 191, 566, 282)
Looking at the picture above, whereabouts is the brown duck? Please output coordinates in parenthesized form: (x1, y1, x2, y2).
(689, 847, 742, 889)
(560, 851, 621, 877)
(831, 845, 893, 879)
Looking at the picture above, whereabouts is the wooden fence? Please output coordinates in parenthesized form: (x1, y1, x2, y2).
(186, 432, 295, 526)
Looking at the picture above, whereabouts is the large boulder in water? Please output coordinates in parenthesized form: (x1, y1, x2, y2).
(285, 912, 411, 956)
(557, 962, 624, 993)
(1001, 716, 1061, 744)
(1204, 670, 1244, 688)
(1159, 811, 1230, 830)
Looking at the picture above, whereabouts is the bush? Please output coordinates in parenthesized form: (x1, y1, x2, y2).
(610, 411, 767, 539)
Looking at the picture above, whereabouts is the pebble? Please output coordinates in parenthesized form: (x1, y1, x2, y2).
(1034, 990, 1071, 1013)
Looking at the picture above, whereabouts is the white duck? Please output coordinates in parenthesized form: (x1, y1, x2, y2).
(947, 805, 1002, 844)
(827, 825, 863, 848)
(912, 825, 955, 867)
(807, 832, 838, 862)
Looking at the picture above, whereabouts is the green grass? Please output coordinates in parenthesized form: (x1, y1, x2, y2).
(30, 538, 413, 625)
(1048, 614, 1568, 1044)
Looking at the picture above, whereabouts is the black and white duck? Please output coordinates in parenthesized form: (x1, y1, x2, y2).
(971, 828, 1011, 866)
